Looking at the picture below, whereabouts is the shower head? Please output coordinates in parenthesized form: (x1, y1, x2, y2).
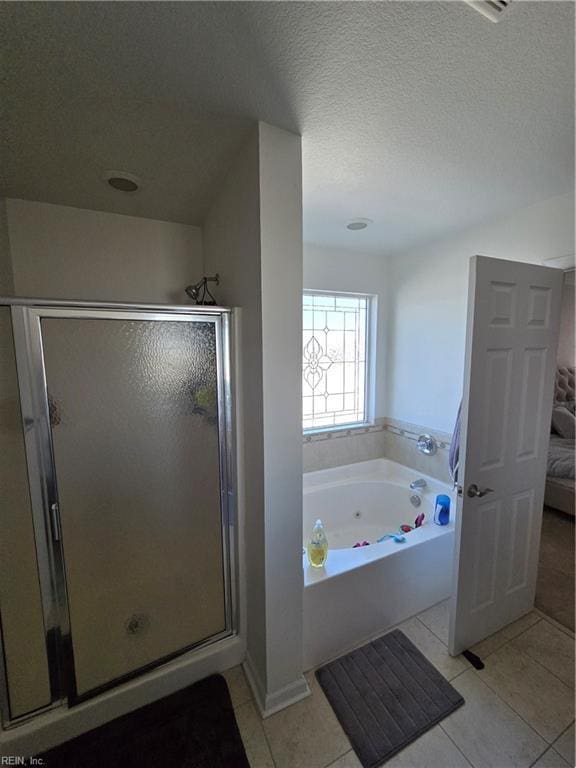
(185, 274, 220, 305)
(185, 283, 201, 301)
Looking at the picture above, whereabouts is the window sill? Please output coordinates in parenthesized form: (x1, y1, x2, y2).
(303, 422, 385, 443)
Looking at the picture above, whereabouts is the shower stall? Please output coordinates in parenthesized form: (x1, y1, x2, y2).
(0, 299, 237, 728)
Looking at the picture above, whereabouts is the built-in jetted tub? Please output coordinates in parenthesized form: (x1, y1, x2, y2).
(303, 458, 455, 669)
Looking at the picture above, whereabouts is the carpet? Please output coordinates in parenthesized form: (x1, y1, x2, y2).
(536, 506, 575, 631)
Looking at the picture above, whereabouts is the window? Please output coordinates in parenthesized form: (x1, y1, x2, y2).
(302, 291, 374, 432)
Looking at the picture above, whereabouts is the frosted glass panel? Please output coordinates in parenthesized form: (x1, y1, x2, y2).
(41, 318, 226, 697)
(0, 308, 51, 718)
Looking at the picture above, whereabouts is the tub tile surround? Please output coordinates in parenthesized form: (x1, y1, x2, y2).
(228, 604, 575, 768)
(303, 423, 387, 473)
(381, 418, 453, 485)
(303, 417, 453, 483)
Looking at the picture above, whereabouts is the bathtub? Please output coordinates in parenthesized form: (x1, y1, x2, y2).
(303, 458, 456, 669)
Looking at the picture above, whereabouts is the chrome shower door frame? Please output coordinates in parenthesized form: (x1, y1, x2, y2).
(5, 301, 237, 718)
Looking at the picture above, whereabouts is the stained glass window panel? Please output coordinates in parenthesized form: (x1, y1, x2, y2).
(302, 292, 371, 431)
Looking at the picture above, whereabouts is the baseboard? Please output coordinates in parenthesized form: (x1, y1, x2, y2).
(243, 653, 310, 718)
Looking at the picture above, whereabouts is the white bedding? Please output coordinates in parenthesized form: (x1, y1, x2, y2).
(547, 435, 575, 480)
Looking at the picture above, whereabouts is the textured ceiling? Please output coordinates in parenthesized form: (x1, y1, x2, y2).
(1, 1, 573, 252)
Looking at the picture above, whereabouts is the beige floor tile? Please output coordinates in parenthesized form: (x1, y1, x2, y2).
(223, 665, 253, 709)
(478, 644, 574, 743)
(262, 673, 351, 768)
(469, 631, 510, 660)
(510, 619, 575, 689)
(554, 723, 575, 767)
(235, 700, 275, 768)
(398, 617, 470, 680)
(423, 604, 541, 654)
(417, 600, 450, 644)
(441, 670, 547, 767)
(470, 632, 510, 661)
(497, 610, 541, 638)
(532, 747, 572, 768)
(385, 726, 472, 767)
(470, 612, 542, 660)
(534, 610, 575, 639)
(326, 750, 362, 768)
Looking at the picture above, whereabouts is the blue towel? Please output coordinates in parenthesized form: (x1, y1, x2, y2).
(448, 401, 462, 483)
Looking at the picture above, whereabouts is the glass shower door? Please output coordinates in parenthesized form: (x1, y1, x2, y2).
(39, 312, 231, 700)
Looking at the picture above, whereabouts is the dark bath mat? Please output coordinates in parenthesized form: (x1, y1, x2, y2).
(38, 674, 249, 768)
(316, 629, 465, 768)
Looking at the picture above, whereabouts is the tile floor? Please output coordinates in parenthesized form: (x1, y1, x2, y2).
(224, 603, 575, 768)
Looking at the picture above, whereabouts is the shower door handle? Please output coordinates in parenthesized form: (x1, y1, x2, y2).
(49, 502, 61, 542)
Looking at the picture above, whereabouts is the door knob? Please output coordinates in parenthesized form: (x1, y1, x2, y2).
(467, 483, 494, 498)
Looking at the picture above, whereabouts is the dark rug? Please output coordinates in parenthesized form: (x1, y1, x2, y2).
(316, 629, 465, 768)
(38, 674, 249, 768)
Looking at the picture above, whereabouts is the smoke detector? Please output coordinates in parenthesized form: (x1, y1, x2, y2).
(464, 0, 512, 23)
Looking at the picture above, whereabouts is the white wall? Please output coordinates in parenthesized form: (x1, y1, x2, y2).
(6, 199, 203, 303)
(304, 244, 388, 418)
(204, 123, 307, 715)
(386, 192, 575, 433)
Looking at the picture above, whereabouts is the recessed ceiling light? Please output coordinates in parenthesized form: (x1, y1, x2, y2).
(104, 170, 141, 193)
(346, 218, 372, 231)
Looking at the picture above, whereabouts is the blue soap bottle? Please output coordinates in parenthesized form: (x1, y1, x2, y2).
(434, 494, 450, 525)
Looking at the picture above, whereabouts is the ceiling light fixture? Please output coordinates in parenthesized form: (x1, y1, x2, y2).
(463, 0, 512, 23)
(104, 170, 141, 192)
(346, 218, 372, 231)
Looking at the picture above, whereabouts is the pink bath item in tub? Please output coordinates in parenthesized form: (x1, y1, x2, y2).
(353, 540, 370, 548)
(414, 512, 425, 528)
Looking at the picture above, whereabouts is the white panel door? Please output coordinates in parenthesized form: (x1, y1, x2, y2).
(449, 256, 563, 655)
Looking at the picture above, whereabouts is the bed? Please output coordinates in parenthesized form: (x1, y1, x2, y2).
(544, 367, 575, 516)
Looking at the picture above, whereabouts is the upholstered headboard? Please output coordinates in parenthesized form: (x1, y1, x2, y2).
(555, 366, 575, 404)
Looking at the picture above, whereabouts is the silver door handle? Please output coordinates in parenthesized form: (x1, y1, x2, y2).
(49, 502, 61, 541)
(467, 483, 494, 498)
